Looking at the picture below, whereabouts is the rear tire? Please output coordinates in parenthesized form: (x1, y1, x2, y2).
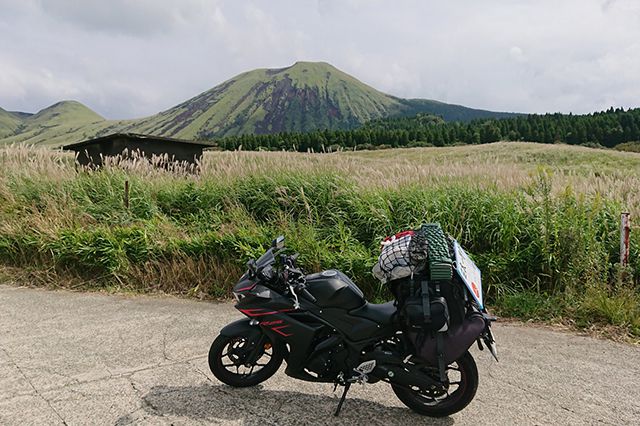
(208, 333, 284, 387)
(392, 351, 478, 417)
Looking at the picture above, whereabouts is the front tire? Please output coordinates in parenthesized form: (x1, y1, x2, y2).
(392, 351, 479, 417)
(208, 333, 284, 387)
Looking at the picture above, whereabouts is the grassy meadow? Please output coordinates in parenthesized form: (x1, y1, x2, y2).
(1, 142, 639, 337)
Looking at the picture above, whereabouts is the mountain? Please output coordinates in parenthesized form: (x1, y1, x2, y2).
(397, 98, 517, 122)
(126, 61, 517, 139)
(7, 111, 34, 119)
(0, 62, 518, 147)
(27, 100, 104, 126)
(126, 61, 406, 138)
(0, 108, 24, 139)
(0, 101, 125, 147)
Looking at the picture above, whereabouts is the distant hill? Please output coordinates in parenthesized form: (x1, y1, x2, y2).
(27, 100, 104, 126)
(0, 62, 518, 147)
(0, 101, 127, 147)
(397, 98, 517, 122)
(0, 108, 24, 139)
(127, 62, 518, 139)
(7, 111, 34, 119)
(127, 61, 406, 138)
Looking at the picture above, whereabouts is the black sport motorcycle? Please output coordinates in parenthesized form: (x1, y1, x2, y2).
(208, 236, 497, 417)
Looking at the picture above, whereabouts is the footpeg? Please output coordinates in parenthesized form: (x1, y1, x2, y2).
(354, 360, 376, 375)
(348, 360, 377, 385)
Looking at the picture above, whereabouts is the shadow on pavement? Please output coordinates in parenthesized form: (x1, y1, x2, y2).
(117, 383, 456, 425)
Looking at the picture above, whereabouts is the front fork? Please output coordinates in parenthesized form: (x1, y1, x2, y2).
(220, 318, 272, 366)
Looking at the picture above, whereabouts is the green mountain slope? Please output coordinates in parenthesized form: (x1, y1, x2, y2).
(398, 98, 518, 122)
(0, 62, 518, 147)
(0, 101, 126, 147)
(28, 100, 105, 126)
(127, 61, 517, 139)
(0, 108, 24, 139)
(124, 61, 406, 139)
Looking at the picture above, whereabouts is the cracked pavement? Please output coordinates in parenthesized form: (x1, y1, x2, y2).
(0, 284, 639, 425)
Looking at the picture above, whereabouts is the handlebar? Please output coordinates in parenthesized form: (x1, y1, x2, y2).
(299, 286, 317, 303)
(247, 246, 316, 304)
(279, 253, 318, 305)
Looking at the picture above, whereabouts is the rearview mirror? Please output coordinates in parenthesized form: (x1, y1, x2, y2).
(272, 235, 285, 249)
(246, 258, 257, 273)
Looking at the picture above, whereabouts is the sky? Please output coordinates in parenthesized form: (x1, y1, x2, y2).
(1, 0, 639, 119)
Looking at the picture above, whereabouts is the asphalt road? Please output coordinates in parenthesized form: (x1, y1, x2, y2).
(1, 284, 638, 425)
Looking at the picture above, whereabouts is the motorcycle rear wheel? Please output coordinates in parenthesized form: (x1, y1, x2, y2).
(392, 351, 478, 417)
(208, 333, 284, 387)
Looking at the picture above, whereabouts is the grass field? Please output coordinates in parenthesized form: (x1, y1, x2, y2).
(1, 142, 639, 338)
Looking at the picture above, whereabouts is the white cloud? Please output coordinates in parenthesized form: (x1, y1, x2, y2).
(0, 57, 84, 106)
(0, 0, 639, 117)
(509, 47, 527, 64)
(37, 0, 223, 37)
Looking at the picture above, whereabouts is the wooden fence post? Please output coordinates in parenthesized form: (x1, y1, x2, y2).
(620, 212, 630, 267)
(124, 180, 130, 210)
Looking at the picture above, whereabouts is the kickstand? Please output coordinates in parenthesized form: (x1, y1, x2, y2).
(334, 382, 351, 417)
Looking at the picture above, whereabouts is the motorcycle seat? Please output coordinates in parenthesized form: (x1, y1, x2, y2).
(349, 301, 397, 327)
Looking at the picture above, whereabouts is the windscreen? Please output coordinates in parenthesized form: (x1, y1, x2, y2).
(255, 248, 275, 269)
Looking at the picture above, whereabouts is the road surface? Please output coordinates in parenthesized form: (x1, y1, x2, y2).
(0, 284, 638, 425)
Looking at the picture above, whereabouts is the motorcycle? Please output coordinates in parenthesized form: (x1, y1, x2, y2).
(208, 235, 497, 417)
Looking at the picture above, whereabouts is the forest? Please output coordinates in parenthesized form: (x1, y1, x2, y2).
(215, 107, 640, 152)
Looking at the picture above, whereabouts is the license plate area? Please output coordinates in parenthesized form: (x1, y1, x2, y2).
(453, 240, 484, 309)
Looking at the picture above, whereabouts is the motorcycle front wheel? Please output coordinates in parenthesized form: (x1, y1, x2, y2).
(392, 351, 479, 417)
(208, 332, 284, 387)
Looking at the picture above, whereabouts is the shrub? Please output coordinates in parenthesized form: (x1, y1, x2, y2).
(0, 145, 638, 335)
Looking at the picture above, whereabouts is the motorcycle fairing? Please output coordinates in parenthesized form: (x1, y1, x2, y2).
(233, 281, 398, 382)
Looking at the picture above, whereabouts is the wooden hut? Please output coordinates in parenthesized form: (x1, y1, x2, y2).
(62, 133, 213, 167)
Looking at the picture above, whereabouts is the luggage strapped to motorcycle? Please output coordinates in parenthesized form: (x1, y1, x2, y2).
(419, 223, 453, 382)
(375, 222, 456, 381)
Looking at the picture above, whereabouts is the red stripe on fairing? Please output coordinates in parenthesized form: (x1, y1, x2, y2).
(270, 325, 293, 337)
(236, 284, 256, 292)
(238, 308, 295, 317)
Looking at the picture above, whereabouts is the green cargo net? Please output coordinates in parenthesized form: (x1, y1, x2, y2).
(420, 223, 453, 281)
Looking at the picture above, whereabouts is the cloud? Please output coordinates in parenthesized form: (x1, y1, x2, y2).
(509, 47, 527, 64)
(602, 0, 617, 12)
(0, 0, 639, 117)
(0, 57, 84, 107)
(37, 0, 221, 37)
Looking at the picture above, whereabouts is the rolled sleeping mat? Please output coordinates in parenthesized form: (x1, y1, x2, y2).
(420, 223, 453, 281)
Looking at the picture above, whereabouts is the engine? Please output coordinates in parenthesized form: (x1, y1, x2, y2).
(305, 334, 350, 379)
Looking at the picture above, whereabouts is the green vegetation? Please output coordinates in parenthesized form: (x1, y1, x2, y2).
(3, 63, 637, 154)
(0, 62, 514, 147)
(615, 141, 640, 153)
(0, 108, 24, 139)
(28, 100, 104, 126)
(0, 143, 638, 337)
(219, 107, 640, 151)
(0, 101, 124, 148)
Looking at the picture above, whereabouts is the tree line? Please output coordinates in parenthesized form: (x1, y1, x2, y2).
(213, 107, 640, 152)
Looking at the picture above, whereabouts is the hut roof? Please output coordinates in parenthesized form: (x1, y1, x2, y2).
(62, 133, 214, 151)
